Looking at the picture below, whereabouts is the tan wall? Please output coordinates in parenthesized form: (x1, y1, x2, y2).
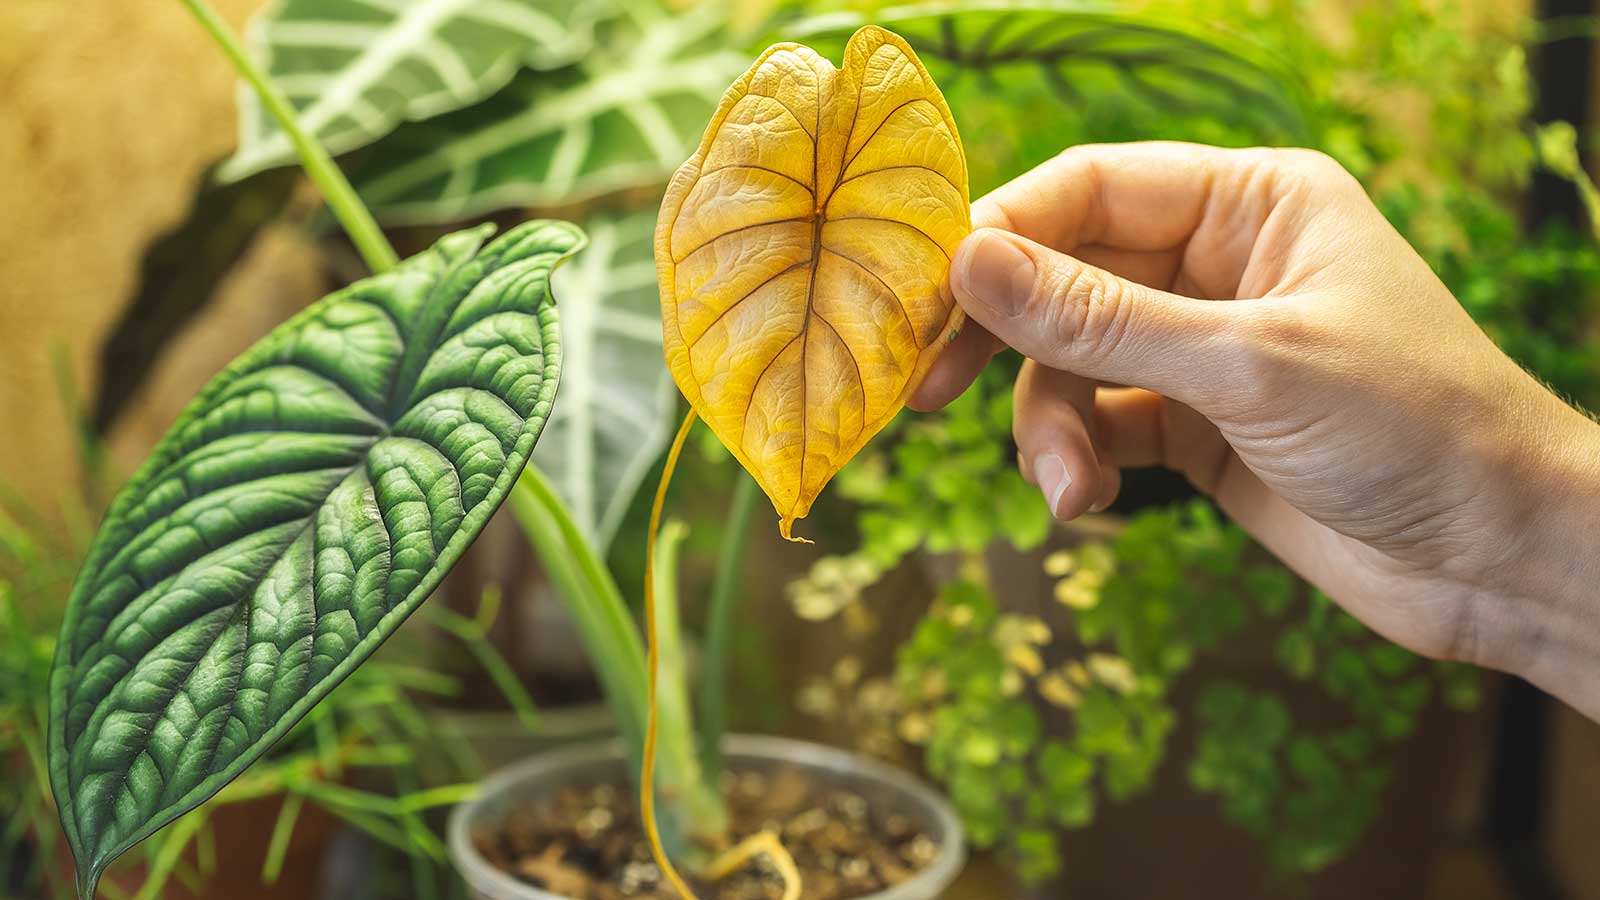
(0, 0, 320, 527)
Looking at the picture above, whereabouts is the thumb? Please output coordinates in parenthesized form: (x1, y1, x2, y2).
(951, 227, 1241, 402)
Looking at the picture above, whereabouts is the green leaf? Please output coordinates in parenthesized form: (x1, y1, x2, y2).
(1275, 628, 1316, 680)
(533, 214, 675, 551)
(48, 220, 584, 897)
(353, 1, 746, 223)
(220, 0, 609, 182)
(1038, 741, 1092, 791)
(780, 0, 1309, 140)
(1244, 563, 1296, 617)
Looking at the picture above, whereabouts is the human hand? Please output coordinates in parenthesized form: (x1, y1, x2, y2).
(911, 142, 1600, 715)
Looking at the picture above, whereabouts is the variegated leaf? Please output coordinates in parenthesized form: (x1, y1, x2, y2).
(352, 1, 746, 223)
(535, 214, 676, 550)
(220, 0, 610, 182)
(782, 1, 1308, 138)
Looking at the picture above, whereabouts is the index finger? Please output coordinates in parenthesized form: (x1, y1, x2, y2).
(921, 141, 1254, 408)
(910, 141, 1296, 411)
(979, 141, 1248, 243)
(982, 142, 1293, 290)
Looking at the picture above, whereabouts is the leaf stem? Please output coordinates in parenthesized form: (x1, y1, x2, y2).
(177, 0, 399, 274)
(697, 473, 757, 778)
(641, 411, 703, 899)
(509, 467, 649, 764)
(650, 517, 728, 840)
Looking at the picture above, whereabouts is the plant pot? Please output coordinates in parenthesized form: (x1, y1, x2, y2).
(448, 734, 967, 900)
(49, 793, 335, 900)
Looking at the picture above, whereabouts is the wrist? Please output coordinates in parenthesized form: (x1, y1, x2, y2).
(1475, 396, 1600, 715)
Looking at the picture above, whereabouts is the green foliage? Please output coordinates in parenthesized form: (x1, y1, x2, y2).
(159, 0, 1593, 892)
(336, 0, 1301, 223)
(1184, 575, 1471, 873)
(785, 1, 1310, 139)
(897, 582, 1078, 880)
(1382, 184, 1600, 410)
(536, 213, 678, 551)
(856, 501, 1483, 884)
(1, 585, 66, 898)
(220, 0, 608, 181)
(5, 471, 547, 900)
(48, 221, 581, 895)
(646, 519, 728, 843)
(1073, 501, 1255, 678)
(1537, 121, 1600, 240)
(784, 0, 1596, 885)
(1189, 684, 1388, 872)
(887, 567, 1178, 878)
(836, 357, 1049, 564)
(352, 1, 746, 222)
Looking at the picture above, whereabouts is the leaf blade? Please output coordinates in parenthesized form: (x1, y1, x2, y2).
(48, 220, 584, 894)
(782, 1, 1309, 140)
(535, 214, 677, 551)
(655, 27, 971, 538)
(351, 4, 747, 222)
(219, 0, 609, 182)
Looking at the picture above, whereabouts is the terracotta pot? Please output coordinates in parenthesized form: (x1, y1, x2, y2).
(51, 793, 334, 900)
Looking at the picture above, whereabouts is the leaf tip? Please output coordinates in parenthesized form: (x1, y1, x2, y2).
(778, 517, 812, 544)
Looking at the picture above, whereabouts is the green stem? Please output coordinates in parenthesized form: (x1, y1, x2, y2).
(696, 473, 757, 778)
(511, 469, 723, 851)
(177, 0, 398, 274)
(651, 519, 728, 842)
(508, 468, 648, 766)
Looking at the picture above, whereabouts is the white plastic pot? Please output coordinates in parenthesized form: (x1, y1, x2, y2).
(448, 734, 966, 900)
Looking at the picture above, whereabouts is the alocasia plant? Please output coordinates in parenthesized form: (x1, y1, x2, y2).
(47, 219, 584, 899)
(655, 25, 972, 540)
(639, 25, 971, 899)
(537, 213, 678, 551)
(785, 3, 1309, 142)
(356, 0, 747, 223)
(219, 0, 608, 182)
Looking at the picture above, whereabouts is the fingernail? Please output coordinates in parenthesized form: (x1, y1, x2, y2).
(1089, 497, 1110, 514)
(956, 230, 1036, 312)
(1034, 454, 1070, 516)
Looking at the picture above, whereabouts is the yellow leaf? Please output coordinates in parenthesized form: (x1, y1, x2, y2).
(1005, 644, 1044, 678)
(1086, 652, 1138, 694)
(1054, 569, 1103, 610)
(898, 711, 932, 745)
(1043, 549, 1076, 577)
(1039, 671, 1082, 709)
(656, 26, 970, 540)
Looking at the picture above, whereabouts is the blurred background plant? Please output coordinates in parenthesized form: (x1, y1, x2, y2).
(3, 0, 1598, 897)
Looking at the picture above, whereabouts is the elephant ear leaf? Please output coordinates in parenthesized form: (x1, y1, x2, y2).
(655, 26, 970, 541)
(47, 219, 584, 898)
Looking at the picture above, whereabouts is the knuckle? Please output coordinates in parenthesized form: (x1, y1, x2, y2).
(1271, 147, 1362, 192)
(1038, 262, 1132, 359)
(1275, 146, 1340, 170)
